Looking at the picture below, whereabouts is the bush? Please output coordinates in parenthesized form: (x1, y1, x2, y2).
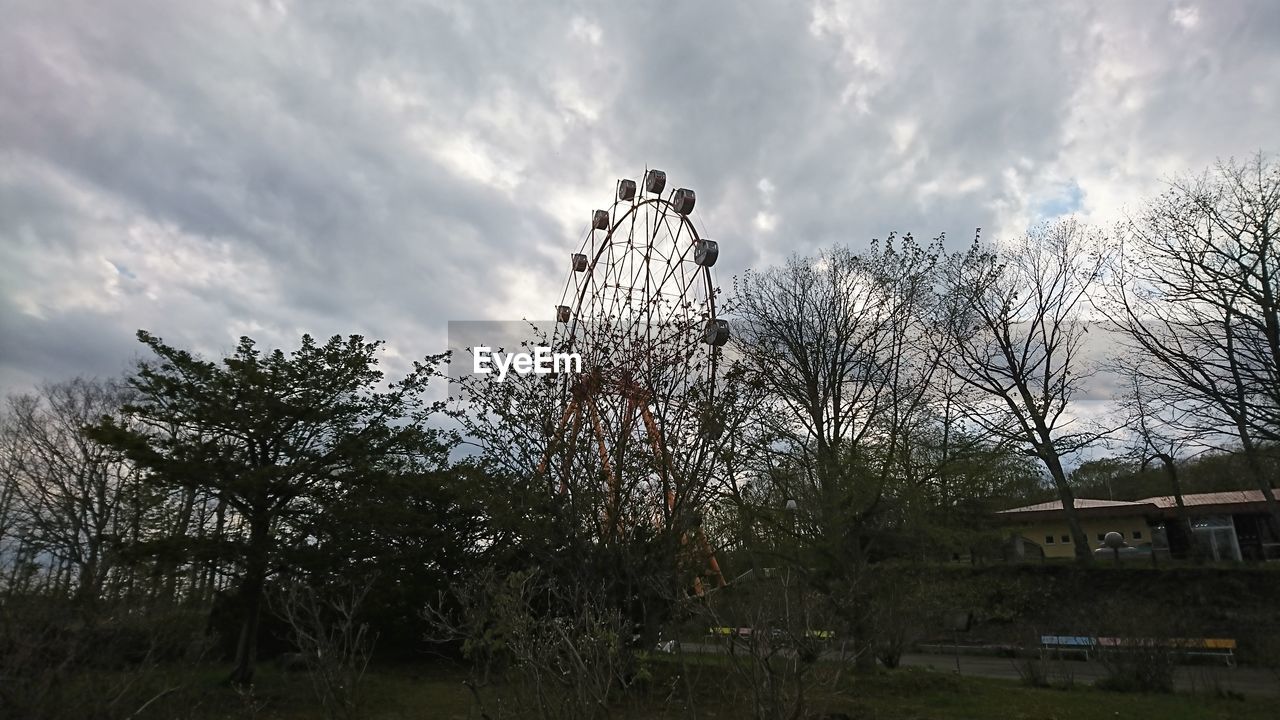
(1012, 655, 1051, 688)
(0, 593, 212, 720)
(1087, 599, 1183, 694)
(426, 568, 636, 720)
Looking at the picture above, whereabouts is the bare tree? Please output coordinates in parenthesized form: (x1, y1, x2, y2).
(272, 575, 379, 720)
(0, 420, 23, 587)
(731, 235, 947, 665)
(941, 221, 1109, 561)
(1115, 367, 1204, 561)
(1, 378, 139, 601)
(1104, 155, 1280, 536)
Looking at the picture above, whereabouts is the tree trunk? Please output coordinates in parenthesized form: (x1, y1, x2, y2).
(845, 535, 877, 673)
(853, 609, 877, 672)
(1241, 444, 1280, 544)
(229, 515, 270, 686)
(74, 545, 100, 606)
(1157, 455, 1202, 563)
(164, 487, 197, 601)
(1044, 451, 1092, 561)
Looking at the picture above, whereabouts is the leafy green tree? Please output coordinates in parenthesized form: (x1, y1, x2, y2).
(89, 331, 450, 684)
(1068, 458, 1133, 502)
(296, 462, 497, 656)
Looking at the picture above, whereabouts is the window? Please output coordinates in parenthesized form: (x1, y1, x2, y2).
(1193, 515, 1233, 529)
(1061, 535, 1070, 543)
(1045, 535, 1055, 544)
(1132, 530, 1143, 540)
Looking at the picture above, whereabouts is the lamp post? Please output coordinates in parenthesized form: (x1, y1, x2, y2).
(1104, 531, 1124, 565)
(782, 498, 798, 562)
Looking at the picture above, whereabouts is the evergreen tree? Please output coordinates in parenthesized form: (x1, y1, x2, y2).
(89, 331, 450, 684)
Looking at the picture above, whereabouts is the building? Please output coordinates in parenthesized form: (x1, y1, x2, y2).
(996, 490, 1280, 562)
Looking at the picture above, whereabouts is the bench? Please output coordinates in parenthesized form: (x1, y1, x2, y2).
(708, 626, 753, 639)
(1041, 635, 1236, 666)
(1099, 637, 1236, 666)
(708, 627, 836, 643)
(1186, 638, 1237, 665)
(1040, 635, 1095, 660)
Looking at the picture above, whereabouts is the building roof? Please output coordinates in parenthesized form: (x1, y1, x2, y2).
(998, 489, 1275, 518)
(1001, 498, 1146, 513)
(1141, 490, 1271, 509)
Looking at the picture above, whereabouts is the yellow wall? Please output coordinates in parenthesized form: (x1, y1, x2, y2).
(1009, 515, 1154, 559)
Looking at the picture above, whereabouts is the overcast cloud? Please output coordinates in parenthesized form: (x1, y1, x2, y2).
(2, 0, 1278, 397)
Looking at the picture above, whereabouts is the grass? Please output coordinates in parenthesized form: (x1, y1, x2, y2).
(45, 659, 1278, 719)
(838, 669, 1269, 720)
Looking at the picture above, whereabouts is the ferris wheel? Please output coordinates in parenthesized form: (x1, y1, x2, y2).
(542, 168, 728, 591)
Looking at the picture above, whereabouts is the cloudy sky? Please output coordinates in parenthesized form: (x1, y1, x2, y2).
(1, 0, 1278, 396)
